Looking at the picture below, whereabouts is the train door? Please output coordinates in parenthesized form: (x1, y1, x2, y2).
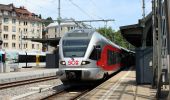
(36, 55, 40, 66)
(97, 45, 122, 71)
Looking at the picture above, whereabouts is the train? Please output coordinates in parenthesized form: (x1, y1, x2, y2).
(4, 50, 46, 68)
(59, 29, 135, 81)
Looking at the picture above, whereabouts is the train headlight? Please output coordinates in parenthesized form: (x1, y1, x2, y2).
(81, 61, 90, 65)
(60, 61, 66, 65)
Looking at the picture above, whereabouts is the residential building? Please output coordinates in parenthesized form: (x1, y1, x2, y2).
(47, 21, 77, 38)
(0, 4, 42, 51)
(46, 20, 78, 52)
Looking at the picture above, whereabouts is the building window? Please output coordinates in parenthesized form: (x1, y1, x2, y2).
(12, 19, 16, 24)
(24, 43, 27, 49)
(4, 11, 8, 15)
(3, 43, 8, 48)
(12, 12, 16, 16)
(32, 44, 35, 49)
(12, 35, 16, 40)
(4, 18, 9, 23)
(32, 22, 35, 27)
(4, 26, 8, 32)
(19, 44, 20, 48)
(55, 28, 57, 33)
(12, 43, 16, 48)
(67, 27, 70, 31)
(3, 34, 8, 40)
(19, 28, 21, 32)
(24, 28, 28, 33)
(37, 44, 39, 49)
(12, 26, 16, 32)
(24, 21, 28, 25)
(19, 21, 21, 25)
(37, 29, 39, 34)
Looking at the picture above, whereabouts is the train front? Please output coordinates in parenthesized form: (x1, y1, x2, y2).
(59, 29, 103, 81)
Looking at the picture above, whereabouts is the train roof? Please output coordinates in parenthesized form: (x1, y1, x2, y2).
(63, 29, 95, 39)
(62, 29, 134, 53)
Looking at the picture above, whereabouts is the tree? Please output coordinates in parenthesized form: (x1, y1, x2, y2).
(43, 17, 53, 26)
(96, 27, 134, 49)
(38, 14, 42, 19)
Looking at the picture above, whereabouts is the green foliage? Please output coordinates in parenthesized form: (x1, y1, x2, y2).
(43, 17, 53, 26)
(38, 14, 42, 19)
(96, 27, 134, 49)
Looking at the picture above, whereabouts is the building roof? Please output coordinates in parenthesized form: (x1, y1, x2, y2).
(120, 12, 152, 47)
(0, 3, 42, 22)
(25, 37, 61, 47)
(0, 3, 13, 11)
(47, 22, 76, 28)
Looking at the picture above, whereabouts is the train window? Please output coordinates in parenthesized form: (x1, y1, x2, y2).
(0, 54, 5, 62)
(27, 55, 36, 62)
(89, 48, 97, 60)
(67, 33, 88, 37)
(107, 50, 121, 66)
(62, 39, 90, 57)
(18, 55, 27, 62)
(40, 56, 46, 62)
(89, 46, 101, 60)
(18, 55, 36, 63)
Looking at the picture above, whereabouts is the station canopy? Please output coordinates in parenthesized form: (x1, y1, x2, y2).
(120, 13, 152, 47)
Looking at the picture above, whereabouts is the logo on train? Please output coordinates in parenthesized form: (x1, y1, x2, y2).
(68, 58, 79, 65)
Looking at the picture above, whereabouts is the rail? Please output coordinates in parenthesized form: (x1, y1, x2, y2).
(0, 76, 58, 89)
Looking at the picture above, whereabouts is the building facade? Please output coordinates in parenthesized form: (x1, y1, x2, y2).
(0, 4, 42, 51)
(46, 21, 77, 52)
(47, 21, 77, 38)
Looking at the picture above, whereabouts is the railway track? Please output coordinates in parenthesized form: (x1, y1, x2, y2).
(0, 76, 59, 89)
(41, 83, 92, 100)
(41, 67, 129, 100)
(41, 81, 105, 100)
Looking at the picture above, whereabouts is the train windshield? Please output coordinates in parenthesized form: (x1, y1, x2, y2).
(62, 39, 90, 57)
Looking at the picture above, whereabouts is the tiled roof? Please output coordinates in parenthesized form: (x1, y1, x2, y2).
(0, 3, 13, 11)
(0, 3, 42, 21)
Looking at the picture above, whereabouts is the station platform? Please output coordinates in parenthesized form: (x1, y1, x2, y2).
(80, 68, 157, 100)
(0, 67, 59, 84)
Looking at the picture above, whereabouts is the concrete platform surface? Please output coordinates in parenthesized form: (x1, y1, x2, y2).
(80, 68, 156, 100)
(0, 68, 59, 84)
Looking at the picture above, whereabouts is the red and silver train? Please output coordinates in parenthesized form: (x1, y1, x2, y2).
(59, 29, 134, 80)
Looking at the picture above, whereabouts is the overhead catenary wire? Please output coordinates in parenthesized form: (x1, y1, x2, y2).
(68, 0, 94, 19)
(24, 0, 58, 18)
(89, 0, 104, 20)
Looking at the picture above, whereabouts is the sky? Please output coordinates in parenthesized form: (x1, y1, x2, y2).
(0, 0, 152, 30)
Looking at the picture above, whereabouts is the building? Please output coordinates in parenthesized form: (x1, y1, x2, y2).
(47, 21, 77, 38)
(46, 20, 78, 52)
(0, 4, 42, 51)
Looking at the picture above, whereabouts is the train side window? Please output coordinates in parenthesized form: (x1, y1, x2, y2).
(89, 48, 97, 60)
(40, 56, 46, 62)
(107, 50, 121, 66)
(89, 46, 101, 60)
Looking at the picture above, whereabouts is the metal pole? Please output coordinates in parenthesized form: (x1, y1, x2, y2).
(152, 0, 157, 88)
(164, 0, 170, 99)
(157, 0, 164, 97)
(58, 0, 61, 37)
(142, 0, 145, 18)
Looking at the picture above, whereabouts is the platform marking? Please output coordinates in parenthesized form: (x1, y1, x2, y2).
(99, 69, 131, 100)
